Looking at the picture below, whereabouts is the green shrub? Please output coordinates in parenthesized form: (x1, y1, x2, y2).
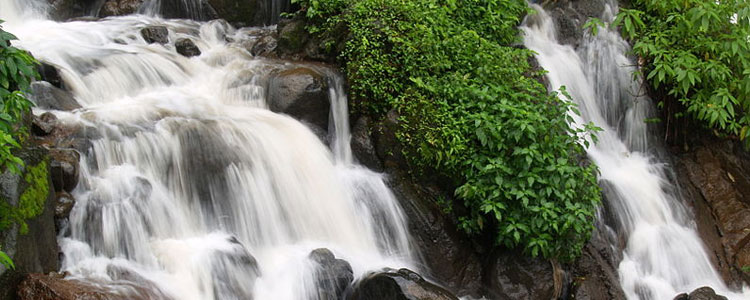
(296, 0, 602, 261)
(0, 248, 13, 270)
(613, 0, 750, 145)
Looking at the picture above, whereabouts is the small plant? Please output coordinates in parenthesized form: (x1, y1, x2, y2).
(0, 248, 13, 270)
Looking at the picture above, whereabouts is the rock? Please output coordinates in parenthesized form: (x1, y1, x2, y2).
(569, 225, 626, 300)
(251, 34, 278, 57)
(211, 236, 260, 299)
(16, 273, 159, 300)
(351, 116, 383, 171)
(267, 67, 329, 130)
(48, 149, 80, 193)
(176, 38, 201, 57)
(485, 250, 561, 300)
(207, 0, 260, 27)
(32, 113, 58, 137)
(159, 0, 218, 20)
(0, 147, 58, 298)
(99, 0, 144, 17)
(308, 248, 353, 300)
(48, 0, 100, 21)
(54, 192, 75, 220)
(674, 293, 689, 300)
(29, 82, 81, 111)
(373, 109, 408, 171)
(387, 174, 483, 297)
(350, 268, 458, 300)
(687, 286, 729, 300)
(277, 18, 309, 55)
(36, 64, 64, 89)
(680, 145, 750, 286)
(141, 26, 169, 44)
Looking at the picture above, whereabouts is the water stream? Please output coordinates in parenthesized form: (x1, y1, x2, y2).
(0, 1, 414, 299)
(522, 2, 749, 299)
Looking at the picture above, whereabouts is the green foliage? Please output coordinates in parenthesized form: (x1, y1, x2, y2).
(297, 0, 601, 261)
(0, 160, 49, 235)
(0, 248, 14, 270)
(614, 0, 750, 146)
(0, 20, 38, 174)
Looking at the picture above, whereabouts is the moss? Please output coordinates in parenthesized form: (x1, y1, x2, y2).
(0, 160, 49, 235)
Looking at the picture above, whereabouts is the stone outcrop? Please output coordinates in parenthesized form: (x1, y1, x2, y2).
(141, 26, 169, 44)
(308, 248, 353, 300)
(16, 273, 167, 300)
(676, 139, 750, 286)
(267, 67, 330, 132)
(175, 38, 201, 57)
(350, 268, 458, 300)
(99, 0, 144, 17)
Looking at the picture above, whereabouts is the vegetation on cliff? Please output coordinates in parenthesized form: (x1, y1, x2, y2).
(0, 20, 43, 268)
(293, 0, 602, 261)
(613, 0, 750, 146)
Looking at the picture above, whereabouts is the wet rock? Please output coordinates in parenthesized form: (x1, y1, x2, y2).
(99, 0, 144, 17)
(351, 116, 383, 171)
(485, 250, 562, 300)
(207, 0, 260, 27)
(387, 173, 483, 297)
(267, 67, 329, 130)
(54, 192, 75, 221)
(48, 149, 80, 193)
(309, 248, 353, 300)
(141, 26, 169, 44)
(680, 145, 750, 286)
(350, 268, 458, 300)
(16, 273, 160, 300)
(687, 286, 729, 300)
(674, 293, 689, 300)
(277, 18, 308, 55)
(48, 0, 100, 21)
(29, 82, 81, 111)
(211, 236, 260, 299)
(36, 63, 64, 89)
(569, 225, 626, 300)
(544, 0, 606, 48)
(158, 0, 218, 20)
(0, 147, 58, 298)
(251, 34, 278, 57)
(32, 113, 58, 137)
(176, 38, 201, 57)
(373, 109, 408, 170)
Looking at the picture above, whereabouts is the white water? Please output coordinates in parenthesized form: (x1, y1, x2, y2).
(522, 2, 749, 299)
(0, 1, 414, 299)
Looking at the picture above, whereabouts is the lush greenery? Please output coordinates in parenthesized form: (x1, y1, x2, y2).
(0, 248, 13, 270)
(613, 0, 750, 145)
(0, 20, 37, 173)
(295, 0, 601, 260)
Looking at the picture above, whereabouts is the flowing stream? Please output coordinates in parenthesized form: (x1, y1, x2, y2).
(522, 2, 749, 299)
(0, 1, 414, 299)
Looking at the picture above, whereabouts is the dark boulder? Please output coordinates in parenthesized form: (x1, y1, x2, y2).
(29, 82, 81, 112)
(308, 248, 353, 300)
(277, 18, 309, 55)
(485, 250, 567, 300)
(351, 116, 383, 171)
(48, 148, 80, 193)
(158, 0, 218, 20)
(0, 147, 58, 298)
(36, 64, 64, 89)
(176, 38, 201, 57)
(350, 268, 458, 300)
(99, 0, 144, 17)
(211, 236, 260, 299)
(32, 113, 59, 137)
(687, 287, 729, 300)
(48, 0, 100, 21)
(16, 273, 160, 300)
(251, 34, 278, 57)
(267, 67, 329, 131)
(206, 0, 260, 27)
(141, 26, 169, 44)
(674, 293, 690, 300)
(544, 0, 606, 48)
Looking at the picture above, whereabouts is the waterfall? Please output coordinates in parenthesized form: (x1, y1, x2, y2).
(522, 2, 749, 299)
(0, 1, 414, 299)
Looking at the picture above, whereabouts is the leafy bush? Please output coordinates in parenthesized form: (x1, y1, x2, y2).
(296, 0, 601, 261)
(0, 248, 13, 270)
(0, 20, 38, 173)
(613, 0, 750, 145)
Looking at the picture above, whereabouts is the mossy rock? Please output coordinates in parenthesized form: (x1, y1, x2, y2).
(277, 18, 309, 54)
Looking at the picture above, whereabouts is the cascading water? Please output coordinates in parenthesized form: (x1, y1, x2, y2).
(522, 1, 749, 299)
(0, 1, 415, 299)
